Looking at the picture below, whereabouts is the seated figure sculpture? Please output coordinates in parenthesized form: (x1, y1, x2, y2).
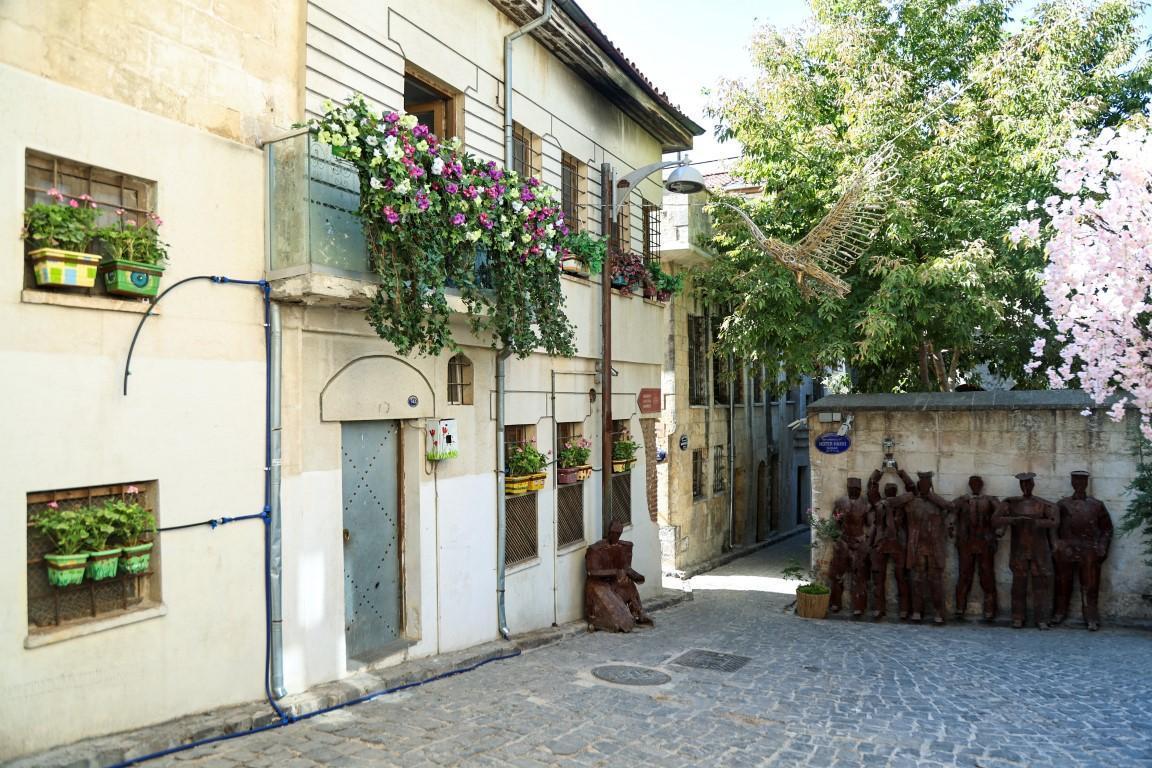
(585, 520, 653, 632)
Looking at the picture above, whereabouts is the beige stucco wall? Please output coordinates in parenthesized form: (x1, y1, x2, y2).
(808, 397, 1152, 622)
(0, 0, 302, 145)
(0, 65, 270, 758)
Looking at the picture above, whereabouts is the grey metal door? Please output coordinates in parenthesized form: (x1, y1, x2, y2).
(341, 420, 401, 661)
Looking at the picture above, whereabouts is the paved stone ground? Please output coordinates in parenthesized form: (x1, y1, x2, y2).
(157, 539, 1151, 768)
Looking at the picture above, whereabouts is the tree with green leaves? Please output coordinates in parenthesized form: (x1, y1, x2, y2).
(701, 0, 1150, 392)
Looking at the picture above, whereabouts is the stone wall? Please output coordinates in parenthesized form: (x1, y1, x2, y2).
(808, 392, 1152, 623)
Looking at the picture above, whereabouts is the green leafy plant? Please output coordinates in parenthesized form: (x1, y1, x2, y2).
(96, 211, 168, 266)
(34, 504, 92, 556)
(565, 231, 606, 275)
(612, 433, 638, 462)
(506, 440, 549, 476)
(609, 249, 650, 295)
(781, 560, 831, 595)
(105, 491, 156, 547)
(22, 191, 99, 252)
(557, 437, 592, 468)
(82, 505, 119, 552)
(647, 261, 683, 298)
(311, 95, 576, 359)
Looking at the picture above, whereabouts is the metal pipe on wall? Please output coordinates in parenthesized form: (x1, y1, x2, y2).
(269, 303, 286, 698)
(600, 162, 614, 537)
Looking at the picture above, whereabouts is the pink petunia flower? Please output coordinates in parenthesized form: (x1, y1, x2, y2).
(47, 501, 59, 510)
(126, 485, 140, 494)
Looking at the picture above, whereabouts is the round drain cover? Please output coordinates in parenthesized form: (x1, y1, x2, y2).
(591, 665, 671, 686)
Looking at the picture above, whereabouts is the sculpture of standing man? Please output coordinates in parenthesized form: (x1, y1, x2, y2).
(868, 470, 910, 621)
(951, 475, 1002, 621)
(993, 472, 1058, 629)
(1053, 471, 1113, 631)
(828, 477, 873, 617)
(890, 470, 952, 624)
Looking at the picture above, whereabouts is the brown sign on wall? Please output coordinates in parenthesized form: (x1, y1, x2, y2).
(637, 388, 661, 414)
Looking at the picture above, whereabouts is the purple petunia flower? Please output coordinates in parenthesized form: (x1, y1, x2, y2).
(412, 124, 430, 138)
(384, 112, 400, 123)
(479, 213, 494, 229)
(416, 192, 430, 211)
(452, 213, 466, 226)
(520, 188, 536, 203)
(383, 206, 400, 224)
(445, 182, 459, 195)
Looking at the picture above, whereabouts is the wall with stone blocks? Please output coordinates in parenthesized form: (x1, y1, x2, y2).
(807, 392, 1152, 623)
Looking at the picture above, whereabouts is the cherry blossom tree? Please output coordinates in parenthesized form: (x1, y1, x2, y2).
(1020, 122, 1152, 436)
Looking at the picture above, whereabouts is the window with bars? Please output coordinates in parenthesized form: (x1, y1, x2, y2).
(733, 361, 744, 405)
(511, 123, 542, 179)
(616, 199, 632, 251)
(557, 484, 584, 548)
(561, 152, 587, 234)
(692, 449, 705, 499)
(753, 364, 764, 405)
(26, 481, 161, 634)
(642, 199, 661, 263)
(688, 315, 708, 406)
(713, 445, 727, 492)
(505, 424, 538, 476)
(607, 472, 632, 534)
(24, 151, 158, 293)
(447, 353, 473, 405)
(713, 353, 731, 405)
(505, 493, 538, 566)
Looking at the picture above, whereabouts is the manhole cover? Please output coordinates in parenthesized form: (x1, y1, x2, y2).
(670, 649, 751, 673)
(591, 665, 672, 686)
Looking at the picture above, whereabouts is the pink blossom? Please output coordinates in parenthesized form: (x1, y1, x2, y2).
(126, 485, 140, 494)
(68, 199, 78, 208)
(47, 501, 59, 510)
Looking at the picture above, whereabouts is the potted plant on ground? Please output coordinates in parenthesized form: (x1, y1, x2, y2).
(107, 486, 156, 574)
(34, 503, 92, 587)
(82, 504, 122, 581)
(612, 432, 638, 472)
(22, 190, 101, 288)
(782, 512, 842, 619)
(556, 437, 592, 484)
(506, 441, 550, 495)
(95, 211, 168, 298)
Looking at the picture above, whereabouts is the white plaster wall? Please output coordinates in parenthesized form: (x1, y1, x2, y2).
(0, 66, 267, 758)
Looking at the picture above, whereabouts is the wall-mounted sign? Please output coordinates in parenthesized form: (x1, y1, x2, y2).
(637, 387, 661, 414)
(407, 395, 419, 408)
(815, 433, 851, 454)
(678, 435, 689, 451)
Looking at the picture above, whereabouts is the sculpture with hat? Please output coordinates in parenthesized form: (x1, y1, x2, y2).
(1053, 471, 1113, 631)
(993, 472, 1059, 629)
(868, 468, 911, 621)
(951, 475, 1004, 621)
(828, 477, 873, 617)
(889, 468, 954, 624)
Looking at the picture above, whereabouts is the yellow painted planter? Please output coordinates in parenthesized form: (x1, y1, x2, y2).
(506, 475, 531, 496)
(612, 459, 636, 473)
(528, 472, 547, 492)
(28, 248, 101, 288)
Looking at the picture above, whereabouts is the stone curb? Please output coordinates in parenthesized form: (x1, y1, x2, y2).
(8, 591, 690, 768)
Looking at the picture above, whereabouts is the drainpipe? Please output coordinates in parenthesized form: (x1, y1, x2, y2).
(726, 354, 735, 549)
(743, 363, 755, 545)
(503, 0, 555, 168)
(496, 0, 554, 642)
(269, 303, 286, 698)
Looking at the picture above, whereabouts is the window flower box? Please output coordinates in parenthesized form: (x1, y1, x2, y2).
(28, 248, 101, 289)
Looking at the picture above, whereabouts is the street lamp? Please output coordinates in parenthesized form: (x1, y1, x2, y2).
(601, 159, 706, 534)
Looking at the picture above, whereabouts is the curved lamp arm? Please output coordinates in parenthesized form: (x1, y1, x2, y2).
(611, 160, 689, 219)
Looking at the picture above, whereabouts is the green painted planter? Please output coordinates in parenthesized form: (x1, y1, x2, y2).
(44, 553, 89, 587)
(85, 548, 122, 581)
(100, 258, 164, 298)
(28, 248, 101, 288)
(120, 542, 154, 574)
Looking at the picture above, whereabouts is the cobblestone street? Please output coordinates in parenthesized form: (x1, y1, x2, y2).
(160, 537, 1151, 768)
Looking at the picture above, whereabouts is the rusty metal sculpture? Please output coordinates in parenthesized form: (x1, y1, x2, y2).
(1053, 471, 1113, 631)
(585, 520, 652, 632)
(890, 470, 952, 624)
(868, 471, 910, 621)
(951, 475, 1003, 621)
(993, 472, 1058, 629)
(828, 477, 873, 617)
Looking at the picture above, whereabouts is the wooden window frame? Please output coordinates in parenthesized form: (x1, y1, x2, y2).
(447, 353, 473, 406)
(512, 123, 542, 179)
(403, 68, 462, 140)
(561, 152, 588, 233)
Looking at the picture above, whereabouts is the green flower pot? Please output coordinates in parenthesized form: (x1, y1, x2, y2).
(99, 258, 164, 298)
(85, 548, 122, 581)
(120, 542, 154, 574)
(44, 553, 89, 587)
(28, 248, 101, 288)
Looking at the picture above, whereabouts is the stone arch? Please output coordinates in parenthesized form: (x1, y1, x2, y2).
(320, 355, 436, 421)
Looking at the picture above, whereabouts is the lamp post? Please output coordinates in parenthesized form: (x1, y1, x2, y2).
(600, 159, 705, 535)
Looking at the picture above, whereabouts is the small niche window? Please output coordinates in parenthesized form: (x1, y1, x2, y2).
(404, 70, 458, 139)
(447, 353, 473, 405)
(27, 481, 161, 637)
(512, 123, 542, 179)
(561, 152, 588, 233)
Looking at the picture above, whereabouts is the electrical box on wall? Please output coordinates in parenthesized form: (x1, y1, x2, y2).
(426, 418, 459, 460)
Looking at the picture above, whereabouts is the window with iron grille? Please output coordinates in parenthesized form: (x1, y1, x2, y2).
(557, 484, 584, 548)
(561, 152, 587, 233)
(26, 481, 161, 636)
(692, 449, 705, 499)
(713, 352, 730, 405)
(505, 493, 538, 566)
(688, 315, 708, 406)
(713, 446, 727, 492)
(447, 353, 473, 405)
(512, 123, 541, 179)
(733, 360, 744, 405)
(642, 199, 661, 263)
(753, 364, 764, 405)
(24, 150, 158, 294)
(607, 472, 632, 534)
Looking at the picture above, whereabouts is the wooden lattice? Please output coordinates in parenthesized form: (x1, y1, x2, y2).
(505, 493, 538, 566)
(557, 484, 585, 548)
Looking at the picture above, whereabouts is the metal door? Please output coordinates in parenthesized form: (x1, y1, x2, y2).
(341, 420, 401, 661)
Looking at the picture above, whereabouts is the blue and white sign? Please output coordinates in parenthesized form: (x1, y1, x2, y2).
(815, 433, 852, 454)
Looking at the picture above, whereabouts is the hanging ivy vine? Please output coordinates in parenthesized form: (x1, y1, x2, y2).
(310, 95, 576, 358)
